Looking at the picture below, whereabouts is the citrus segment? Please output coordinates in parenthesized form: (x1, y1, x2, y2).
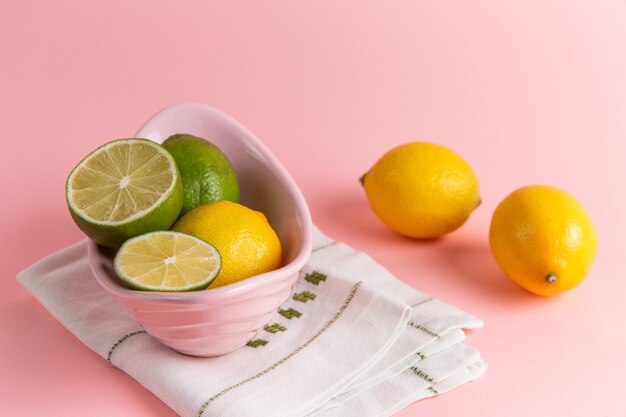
(66, 138, 183, 248)
(114, 231, 221, 292)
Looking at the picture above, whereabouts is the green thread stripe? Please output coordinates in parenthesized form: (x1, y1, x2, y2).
(427, 386, 439, 395)
(246, 339, 268, 348)
(278, 308, 302, 320)
(416, 352, 426, 360)
(311, 241, 338, 253)
(408, 322, 440, 338)
(197, 281, 362, 416)
(410, 367, 435, 384)
(410, 297, 434, 308)
(292, 290, 316, 303)
(264, 323, 287, 333)
(304, 271, 327, 285)
(107, 330, 147, 363)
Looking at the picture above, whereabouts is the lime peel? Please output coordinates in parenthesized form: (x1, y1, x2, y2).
(66, 138, 183, 248)
(114, 231, 222, 292)
(162, 134, 240, 216)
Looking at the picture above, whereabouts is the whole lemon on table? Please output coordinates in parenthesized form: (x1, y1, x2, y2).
(171, 201, 282, 288)
(162, 133, 240, 216)
(489, 185, 597, 296)
(361, 142, 480, 238)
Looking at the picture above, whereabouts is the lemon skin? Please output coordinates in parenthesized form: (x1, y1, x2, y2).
(171, 201, 282, 288)
(362, 142, 480, 238)
(489, 185, 598, 296)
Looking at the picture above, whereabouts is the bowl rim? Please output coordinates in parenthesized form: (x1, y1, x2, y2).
(88, 102, 313, 303)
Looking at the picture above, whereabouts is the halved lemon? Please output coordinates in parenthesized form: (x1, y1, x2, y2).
(66, 138, 183, 248)
(114, 231, 221, 292)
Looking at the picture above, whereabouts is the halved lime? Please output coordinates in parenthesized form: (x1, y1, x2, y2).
(114, 231, 221, 291)
(66, 138, 183, 248)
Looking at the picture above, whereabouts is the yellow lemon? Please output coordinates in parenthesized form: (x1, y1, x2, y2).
(171, 201, 282, 288)
(489, 185, 597, 296)
(361, 142, 480, 238)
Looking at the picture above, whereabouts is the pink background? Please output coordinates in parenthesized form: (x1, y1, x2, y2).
(2, 1, 625, 416)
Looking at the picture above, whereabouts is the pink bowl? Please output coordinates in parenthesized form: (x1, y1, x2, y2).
(88, 103, 313, 357)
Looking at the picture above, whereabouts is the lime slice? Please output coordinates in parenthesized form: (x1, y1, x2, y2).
(66, 138, 183, 248)
(114, 231, 221, 291)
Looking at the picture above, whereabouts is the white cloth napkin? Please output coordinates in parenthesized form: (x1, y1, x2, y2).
(17, 227, 486, 417)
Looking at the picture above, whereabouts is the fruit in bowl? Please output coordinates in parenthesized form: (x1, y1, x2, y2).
(65, 138, 184, 248)
(162, 133, 240, 216)
(114, 231, 222, 292)
(172, 201, 282, 289)
(73, 103, 312, 356)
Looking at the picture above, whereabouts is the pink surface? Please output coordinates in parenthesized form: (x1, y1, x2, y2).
(2, 1, 625, 416)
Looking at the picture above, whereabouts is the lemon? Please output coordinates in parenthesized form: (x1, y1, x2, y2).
(114, 231, 221, 292)
(66, 138, 183, 248)
(171, 201, 282, 288)
(361, 142, 480, 238)
(489, 185, 597, 296)
(162, 134, 239, 216)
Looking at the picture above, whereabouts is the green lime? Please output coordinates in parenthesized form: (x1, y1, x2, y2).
(162, 134, 240, 215)
(114, 231, 221, 291)
(66, 138, 183, 248)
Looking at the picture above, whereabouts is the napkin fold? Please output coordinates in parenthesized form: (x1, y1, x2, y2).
(18, 227, 486, 417)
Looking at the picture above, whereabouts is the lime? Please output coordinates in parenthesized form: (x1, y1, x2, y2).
(162, 134, 239, 215)
(490, 185, 597, 296)
(66, 138, 183, 248)
(114, 231, 221, 291)
(171, 201, 282, 288)
(361, 142, 480, 238)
